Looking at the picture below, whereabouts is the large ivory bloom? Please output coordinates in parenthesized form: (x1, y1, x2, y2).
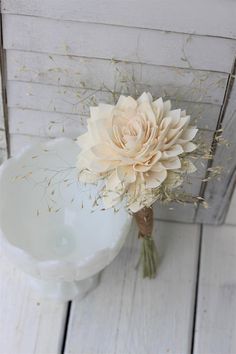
(77, 93, 198, 212)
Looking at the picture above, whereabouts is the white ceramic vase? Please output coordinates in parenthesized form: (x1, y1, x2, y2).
(0, 138, 132, 301)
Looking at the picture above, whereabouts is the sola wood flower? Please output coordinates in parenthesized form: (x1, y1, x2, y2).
(77, 92, 198, 278)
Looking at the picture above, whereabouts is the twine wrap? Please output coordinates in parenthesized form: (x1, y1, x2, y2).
(134, 207, 154, 238)
(134, 207, 159, 278)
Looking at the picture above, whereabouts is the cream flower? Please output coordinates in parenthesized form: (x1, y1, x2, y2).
(77, 93, 198, 212)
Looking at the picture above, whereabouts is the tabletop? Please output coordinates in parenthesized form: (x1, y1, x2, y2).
(1, 190, 236, 354)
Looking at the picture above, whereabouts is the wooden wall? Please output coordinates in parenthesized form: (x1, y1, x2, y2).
(1, 0, 236, 223)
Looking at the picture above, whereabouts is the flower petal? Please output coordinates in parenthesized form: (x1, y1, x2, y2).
(91, 144, 120, 160)
(161, 144, 184, 159)
(182, 142, 197, 152)
(137, 92, 153, 103)
(117, 166, 136, 183)
(116, 95, 137, 110)
(90, 104, 114, 121)
(144, 169, 167, 188)
(161, 157, 181, 170)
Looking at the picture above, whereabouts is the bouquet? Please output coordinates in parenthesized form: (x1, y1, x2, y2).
(76, 92, 204, 278)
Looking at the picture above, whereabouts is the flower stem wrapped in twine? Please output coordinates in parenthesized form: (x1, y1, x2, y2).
(134, 207, 159, 278)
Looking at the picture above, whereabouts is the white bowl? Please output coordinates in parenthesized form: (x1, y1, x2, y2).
(0, 138, 132, 301)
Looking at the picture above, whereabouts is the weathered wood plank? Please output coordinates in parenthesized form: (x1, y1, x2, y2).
(196, 71, 236, 224)
(6, 81, 222, 131)
(226, 188, 236, 225)
(7, 103, 219, 142)
(154, 202, 196, 223)
(2, 0, 236, 39)
(194, 224, 236, 354)
(6, 50, 228, 106)
(0, 51, 7, 160)
(65, 221, 200, 354)
(0, 129, 6, 150)
(0, 250, 67, 354)
(8, 108, 87, 138)
(3, 14, 236, 73)
(0, 129, 7, 163)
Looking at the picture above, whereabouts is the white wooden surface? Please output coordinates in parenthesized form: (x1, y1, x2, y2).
(196, 73, 236, 224)
(65, 221, 201, 354)
(3, 14, 236, 73)
(226, 189, 236, 225)
(194, 224, 236, 354)
(0, 250, 67, 354)
(2, 0, 236, 39)
(6, 50, 228, 106)
(0, 84, 7, 163)
(7, 81, 224, 117)
(1, 202, 236, 353)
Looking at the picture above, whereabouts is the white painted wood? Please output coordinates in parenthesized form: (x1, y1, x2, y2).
(7, 104, 219, 143)
(3, 14, 236, 73)
(7, 81, 113, 116)
(2, 0, 236, 39)
(6, 81, 222, 131)
(0, 57, 7, 161)
(226, 188, 236, 225)
(0, 127, 7, 162)
(65, 221, 201, 354)
(6, 50, 228, 106)
(154, 202, 196, 223)
(8, 108, 87, 138)
(196, 74, 236, 224)
(0, 148, 7, 164)
(0, 249, 67, 354)
(194, 224, 236, 354)
(0, 129, 6, 150)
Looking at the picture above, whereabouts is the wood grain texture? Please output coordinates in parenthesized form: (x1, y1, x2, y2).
(6, 50, 228, 106)
(2, 0, 236, 39)
(194, 225, 236, 354)
(7, 104, 219, 139)
(2, 14, 236, 73)
(0, 250, 67, 354)
(65, 221, 201, 354)
(6, 80, 222, 131)
(196, 73, 236, 224)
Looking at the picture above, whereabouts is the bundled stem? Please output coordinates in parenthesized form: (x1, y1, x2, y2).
(134, 207, 159, 278)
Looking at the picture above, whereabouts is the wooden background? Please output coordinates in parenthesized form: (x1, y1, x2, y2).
(0, 0, 236, 224)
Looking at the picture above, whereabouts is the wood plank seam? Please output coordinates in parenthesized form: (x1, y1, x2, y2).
(5, 47, 231, 75)
(6, 78, 227, 104)
(3, 14, 235, 73)
(2, 8, 236, 42)
(60, 301, 72, 354)
(194, 58, 236, 223)
(190, 224, 203, 354)
(0, 12, 10, 157)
